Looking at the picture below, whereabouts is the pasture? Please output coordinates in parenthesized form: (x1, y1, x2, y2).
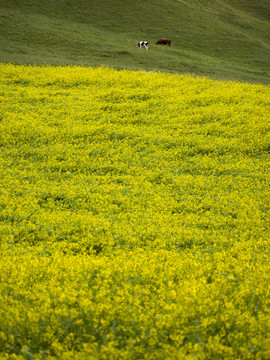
(0, 64, 270, 359)
(0, 0, 269, 83)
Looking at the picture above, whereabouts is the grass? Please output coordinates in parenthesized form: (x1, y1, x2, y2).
(0, 0, 270, 83)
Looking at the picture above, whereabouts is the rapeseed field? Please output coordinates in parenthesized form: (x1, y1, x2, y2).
(0, 64, 269, 359)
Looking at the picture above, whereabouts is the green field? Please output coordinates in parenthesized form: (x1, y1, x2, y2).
(0, 64, 270, 359)
(0, 0, 270, 83)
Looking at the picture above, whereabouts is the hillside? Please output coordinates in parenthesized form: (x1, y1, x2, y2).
(0, 0, 270, 83)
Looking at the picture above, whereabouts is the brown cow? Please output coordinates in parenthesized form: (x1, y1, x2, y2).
(156, 38, 172, 47)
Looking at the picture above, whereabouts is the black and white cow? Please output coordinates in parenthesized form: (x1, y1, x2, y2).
(136, 41, 149, 50)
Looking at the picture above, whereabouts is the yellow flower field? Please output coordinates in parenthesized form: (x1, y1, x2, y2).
(0, 64, 269, 359)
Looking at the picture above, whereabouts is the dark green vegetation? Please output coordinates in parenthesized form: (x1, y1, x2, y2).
(0, 0, 269, 83)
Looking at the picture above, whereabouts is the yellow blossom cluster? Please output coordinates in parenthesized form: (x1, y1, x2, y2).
(0, 64, 269, 359)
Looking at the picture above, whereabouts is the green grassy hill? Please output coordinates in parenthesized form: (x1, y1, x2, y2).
(0, 0, 270, 83)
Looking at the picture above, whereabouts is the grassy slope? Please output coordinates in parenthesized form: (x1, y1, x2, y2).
(0, 0, 269, 83)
